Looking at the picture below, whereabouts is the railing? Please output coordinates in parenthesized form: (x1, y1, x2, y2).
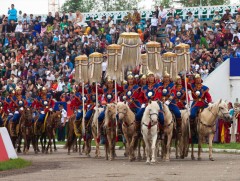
(34, 5, 239, 23)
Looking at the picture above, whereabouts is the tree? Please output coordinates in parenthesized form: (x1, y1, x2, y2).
(61, 0, 96, 13)
(95, 0, 141, 11)
(179, 0, 227, 7)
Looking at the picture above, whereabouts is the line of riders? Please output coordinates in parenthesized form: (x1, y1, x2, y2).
(0, 69, 212, 152)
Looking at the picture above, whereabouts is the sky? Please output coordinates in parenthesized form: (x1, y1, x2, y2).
(0, 0, 238, 15)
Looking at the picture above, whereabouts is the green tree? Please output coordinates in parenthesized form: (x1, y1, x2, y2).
(95, 0, 141, 11)
(179, 0, 227, 7)
(61, 0, 95, 12)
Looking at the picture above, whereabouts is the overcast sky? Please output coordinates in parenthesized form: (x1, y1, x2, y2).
(0, 0, 238, 15)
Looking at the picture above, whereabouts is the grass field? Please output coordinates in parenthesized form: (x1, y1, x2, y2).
(0, 158, 31, 171)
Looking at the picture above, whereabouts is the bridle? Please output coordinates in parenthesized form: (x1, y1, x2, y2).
(142, 110, 158, 129)
(209, 105, 230, 121)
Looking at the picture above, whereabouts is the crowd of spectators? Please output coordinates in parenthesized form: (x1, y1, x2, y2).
(0, 4, 240, 99)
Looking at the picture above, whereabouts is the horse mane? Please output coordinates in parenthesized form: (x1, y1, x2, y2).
(117, 102, 135, 122)
(145, 101, 159, 112)
(104, 103, 116, 127)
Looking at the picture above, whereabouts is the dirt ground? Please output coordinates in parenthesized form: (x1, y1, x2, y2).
(1, 148, 240, 181)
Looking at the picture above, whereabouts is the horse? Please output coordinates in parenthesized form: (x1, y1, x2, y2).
(117, 102, 138, 161)
(20, 107, 35, 154)
(104, 103, 117, 161)
(175, 109, 190, 159)
(65, 113, 83, 155)
(8, 108, 25, 151)
(141, 101, 160, 164)
(45, 111, 62, 154)
(191, 99, 231, 161)
(91, 107, 104, 158)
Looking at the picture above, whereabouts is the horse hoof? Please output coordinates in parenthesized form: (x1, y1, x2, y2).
(198, 157, 202, 161)
(180, 155, 184, 159)
(79, 152, 82, 155)
(35, 151, 38, 154)
(209, 157, 214, 161)
(176, 156, 180, 159)
(143, 156, 147, 160)
(191, 156, 196, 160)
(68, 152, 70, 155)
(23, 151, 26, 155)
(137, 156, 142, 160)
(124, 153, 128, 157)
(146, 161, 150, 165)
(54, 149, 57, 152)
(17, 150, 22, 153)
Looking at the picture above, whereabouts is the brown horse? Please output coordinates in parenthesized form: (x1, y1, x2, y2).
(45, 111, 61, 154)
(104, 103, 117, 161)
(8, 109, 25, 151)
(20, 108, 34, 154)
(65, 113, 83, 155)
(117, 102, 138, 161)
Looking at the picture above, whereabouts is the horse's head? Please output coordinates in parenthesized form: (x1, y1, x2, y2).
(25, 107, 33, 122)
(145, 101, 160, 123)
(117, 102, 128, 121)
(106, 103, 116, 120)
(210, 99, 231, 121)
(54, 111, 62, 127)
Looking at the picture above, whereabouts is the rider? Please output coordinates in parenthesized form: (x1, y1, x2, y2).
(85, 82, 103, 122)
(122, 73, 142, 114)
(158, 71, 182, 134)
(175, 75, 188, 110)
(98, 77, 123, 126)
(136, 71, 164, 126)
(70, 83, 88, 121)
(189, 74, 212, 134)
(11, 86, 27, 125)
(138, 74, 147, 87)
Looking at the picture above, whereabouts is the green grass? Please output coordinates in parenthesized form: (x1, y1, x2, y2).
(0, 158, 31, 171)
(193, 143, 240, 150)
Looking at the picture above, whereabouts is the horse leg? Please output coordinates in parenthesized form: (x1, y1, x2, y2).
(53, 136, 57, 151)
(142, 135, 150, 164)
(175, 133, 180, 159)
(17, 134, 22, 153)
(23, 133, 27, 154)
(209, 133, 215, 161)
(49, 136, 53, 153)
(137, 138, 142, 160)
(151, 133, 158, 164)
(165, 133, 172, 161)
(105, 141, 109, 160)
(79, 137, 82, 155)
(198, 134, 202, 161)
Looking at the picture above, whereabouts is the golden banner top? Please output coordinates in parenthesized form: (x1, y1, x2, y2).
(162, 52, 177, 58)
(119, 32, 140, 39)
(175, 43, 190, 50)
(107, 44, 122, 50)
(146, 41, 161, 48)
(75, 55, 88, 61)
(89, 52, 103, 58)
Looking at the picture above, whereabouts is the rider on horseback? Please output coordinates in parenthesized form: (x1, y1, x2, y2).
(122, 73, 142, 114)
(11, 86, 27, 124)
(85, 83, 103, 122)
(98, 77, 123, 131)
(158, 70, 182, 134)
(175, 75, 188, 110)
(189, 74, 212, 135)
(136, 71, 164, 126)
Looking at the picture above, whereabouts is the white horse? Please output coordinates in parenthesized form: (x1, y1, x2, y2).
(91, 107, 104, 158)
(117, 102, 138, 161)
(192, 99, 231, 161)
(141, 101, 160, 164)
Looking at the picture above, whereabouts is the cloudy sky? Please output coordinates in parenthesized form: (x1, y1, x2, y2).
(0, 0, 238, 15)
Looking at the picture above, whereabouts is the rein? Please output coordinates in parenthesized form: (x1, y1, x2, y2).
(142, 112, 158, 130)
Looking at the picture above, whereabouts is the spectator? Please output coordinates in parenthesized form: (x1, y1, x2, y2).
(158, 5, 168, 24)
(8, 4, 17, 22)
(174, 14, 182, 31)
(15, 20, 23, 33)
(46, 12, 54, 25)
